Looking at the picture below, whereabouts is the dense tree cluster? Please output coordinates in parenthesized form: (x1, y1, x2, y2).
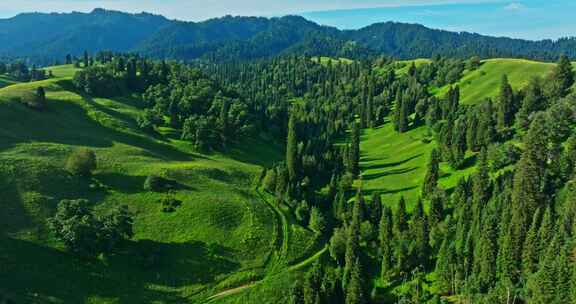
(279, 55, 576, 303)
(68, 50, 576, 303)
(48, 199, 133, 259)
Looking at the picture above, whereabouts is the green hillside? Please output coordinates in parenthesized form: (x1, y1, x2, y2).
(0, 65, 321, 303)
(433, 58, 562, 104)
(357, 123, 476, 211)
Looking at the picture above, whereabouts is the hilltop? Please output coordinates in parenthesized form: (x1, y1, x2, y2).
(2, 9, 576, 63)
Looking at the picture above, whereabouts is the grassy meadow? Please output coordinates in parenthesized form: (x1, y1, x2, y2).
(0, 65, 325, 303)
(432, 58, 568, 104)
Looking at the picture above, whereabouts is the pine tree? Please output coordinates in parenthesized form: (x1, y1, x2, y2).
(379, 206, 394, 283)
(428, 191, 445, 228)
(422, 149, 440, 198)
(472, 148, 491, 209)
(549, 54, 575, 98)
(410, 198, 430, 267)
(394, 196, 408, 238)
(477, 209, 497, 291)
(528, 236, 560, 304)
(350, 121, 360, 177)
(512, 113, 548, 214)
(536, 207, 554, 262)
(287, 113, 299, 181)
(517, 77, 544, 130)
(497, 74, 514, 130)
(398, 98, 409, 133)
(435, 237, 456, 295)
(370, 192, 383, 225)
(522, 208, 542, 275)
(346, 259, 366, 304)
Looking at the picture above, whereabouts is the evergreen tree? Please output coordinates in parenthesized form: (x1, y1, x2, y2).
(350, 121, 361, 177)
(549, 54, 575, 98)
(422, 149, 440, 198)
(410, 198, 430, 267)
(435, 237, 456, 295)
(394, 196, 408, 237)
(379, 206, 394, 283)
(521, 208, 541, 275)
(497, 75, 514, 130)
(287, 113, 299, 181)
(398, 98, 409, 133)
(346, 259, 366, 304)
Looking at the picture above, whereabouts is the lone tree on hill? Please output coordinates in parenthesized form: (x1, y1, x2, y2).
(66, 148, 97, 177)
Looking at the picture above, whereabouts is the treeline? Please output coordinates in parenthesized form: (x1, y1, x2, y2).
(72, 52, 254, 151)
(0, 61, 51, 82)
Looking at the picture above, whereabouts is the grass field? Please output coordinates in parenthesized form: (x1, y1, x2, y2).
(432, 58, 570, 104)
(0, 65, 322, 303)
(311, 56, 354, 66)
(357, 122, 477, 211)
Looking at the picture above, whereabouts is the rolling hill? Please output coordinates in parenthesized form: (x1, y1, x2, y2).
(0, 65, 323, 303)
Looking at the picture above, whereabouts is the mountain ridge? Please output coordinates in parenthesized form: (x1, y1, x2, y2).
(2, 8, 576, 63)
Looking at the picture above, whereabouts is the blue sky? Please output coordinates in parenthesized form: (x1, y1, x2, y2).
(0, 0, 574, 40)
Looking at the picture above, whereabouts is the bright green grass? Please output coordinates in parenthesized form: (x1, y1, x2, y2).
(432, 58, 563, 104)
(0, 67, 289, 303)
(395, 59, 432, 75)
(357, 122, 477, 211)
(311, 56, 354, 66)
(44, 64, 81, 79)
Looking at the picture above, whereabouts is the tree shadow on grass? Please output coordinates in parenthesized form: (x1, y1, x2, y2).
(362, 167, 419, 180)
(362, 154, 424, 171)
(362, 186, 418, 197)
(0, 235, 240, 304)
(0, 93, 193, 162)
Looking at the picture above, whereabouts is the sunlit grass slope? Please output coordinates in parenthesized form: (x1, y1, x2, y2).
(433, 59, 560, 104)
(358, 123, 477, 211)
(0, 65, 291, 303)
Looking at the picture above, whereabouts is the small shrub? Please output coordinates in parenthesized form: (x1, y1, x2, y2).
(20, 87, 46, 110)
(65, 148, 97, 177)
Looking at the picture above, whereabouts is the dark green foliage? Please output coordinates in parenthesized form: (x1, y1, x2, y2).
(422, 149, 440, 198)
(287, 114, 299, 181)
(548, 55, 575, 98)
(20, 86, 47, 110)
(487, 142, 521, 171)
(65, 148, 97, 177)
(350, 122, 361, 176)
(394, 197, 408, 238)
(309, 207, 326, 235)
(48, 199, 133, 258)
(497, 75, 515, 130)
(345, 259, 366, 304)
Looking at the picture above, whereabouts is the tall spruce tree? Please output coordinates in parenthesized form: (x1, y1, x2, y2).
(394, 196, 408, 238)
(379, 206, 394, 283)
(549, 54, 575, 98)
(497, 75, 515, 130)
(350, 121, 361, 177)
(287, 113, 299, 181)
(422, 149, 440, 198)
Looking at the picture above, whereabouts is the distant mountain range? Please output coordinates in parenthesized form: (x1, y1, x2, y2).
(2, 8, 575, 63)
